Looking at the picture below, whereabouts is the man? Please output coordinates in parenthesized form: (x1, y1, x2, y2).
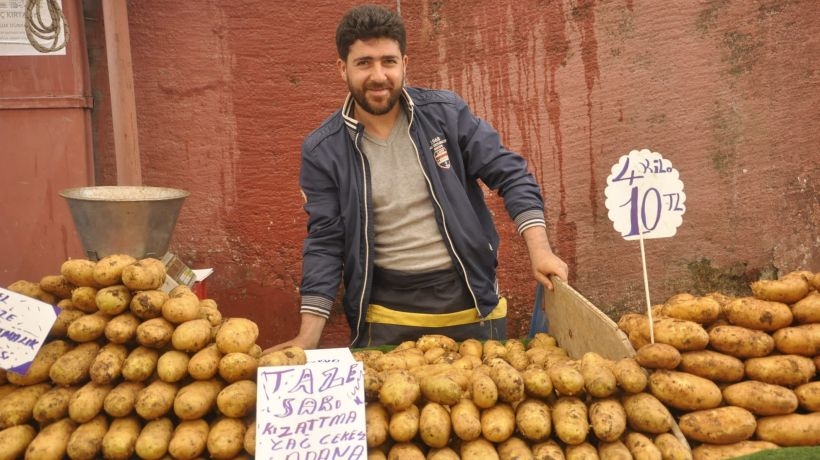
(268, 4, 568, 350)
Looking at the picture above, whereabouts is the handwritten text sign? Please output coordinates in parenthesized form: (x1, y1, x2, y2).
(0, 287, 58, 374)
(256, 348, 366, 460)
(605, 149, 686, 240)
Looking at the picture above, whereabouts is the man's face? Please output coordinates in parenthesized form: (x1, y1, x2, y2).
(338, 37, 407, 116)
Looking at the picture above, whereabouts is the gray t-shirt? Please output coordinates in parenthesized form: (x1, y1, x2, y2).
(361, 111, 452, 272)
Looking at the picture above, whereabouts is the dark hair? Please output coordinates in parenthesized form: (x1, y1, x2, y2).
(336, 4, 406, 60)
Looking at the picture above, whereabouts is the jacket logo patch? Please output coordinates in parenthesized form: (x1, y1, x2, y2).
(430, 136, 451, 169)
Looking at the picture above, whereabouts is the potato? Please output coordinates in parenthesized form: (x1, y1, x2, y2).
(89, 343, 128, 384)
(162, 290, 201, 325)
(258, 345, 307, 367)
(135, 380, 178, 420)
(487, 358, 525, 403)
(365, 402, 390, 448)
(653, 433, 692, 460)
(450, 398, 481, 441)
(751, 271, 811, 303)
(121, 346, 159, 382)
(0, 424, 36, 460)
(679, 406, 757, 444)
(93, 254, 137, 286)
(630, 317, 710, 351)
(723, 380, 799, 415)
(388, 404, 419, 442)
(0, 383, 50, 428)
(755, 412, 820, 446)
(635, 342, 681, 369)
(498, 437, 534, 459)
(420, 372, 464, 406)
(104, 312, 140, 344)
(470, 370, 498, 409)
(744, 354, 815, 387)
(168, 419, 209, 460)
(155, 350, 189, 383)
(723, 297, 794, 331)
(24, 417, 76, 460)
(33, 385, 76, 424)
(794, 322, 820, 350)
(215, 317, 259, 353)
(136, 317, 175, 349)
(93, 285, 131, 315)
(70, 286, 99, 313)
(200, 302, 224, 326)
(50, 308, 85, 338)
(460, 437, 500, 460)
(691, 440, 778, 460)
(622, 392, 674, 434)
(580, 352, 617, 398)
(67, 311, 110, 343)
(188, 343, 222, 380)
(678, 349, 745, 383)
(479, 402, 515, 444)
(773, 326, 817, 356)
(101, 415, 141, 460)
(49, 342, 99, 386)
(707, 325, 775, 358)
(794, 381, 820, 411)
(659, 295, 721, 324)
(418, 402, 451, 448)
(129, 290, 168, 319)
(7, 279, 56, 304)
(122, 257, 166, 291)
(206, 417, 246, 459)
(174, 379, 223, 420)
(69, 381, 113, 423)
(792, 291, 820, 324)
(387, 442, 425, 460)
(611, 357, 648, 393)
(171, 318, 212, 352)
(8, 339, 72, 385)
(598, 440, 633, 459)
(218, 352, 258, 383)
(416, 333, 458, 352)
(427, 447, 460, 460)
(135, 417, 173, 460)
(103, 381, 145, 417)
(379, 370, 420, 412)
(458, 338, 483, 358)
(216, 379, 256, 418)
(61, 258, 100, 288)
(516, 397, 552, 442)
(66, 414, 108, 460)
(589, 398, 626, 442)
(565, 442, 598, 460)
(531, 440, 564, 460)
(39, 274, 75, 299)
(551, 396, 588, 446)
(520, 366, 553, 399)
(649, 369, 722, 411)
(547, 362, 585, 396)
(624, 432, 663, 460)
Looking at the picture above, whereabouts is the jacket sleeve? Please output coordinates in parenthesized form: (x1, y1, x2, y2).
(297, 145, 344, 319)
(454, 96, 547, 234)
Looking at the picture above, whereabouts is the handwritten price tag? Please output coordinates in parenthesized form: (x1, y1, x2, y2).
(605, 149, 686, 240)
(0, 287, 58, 374)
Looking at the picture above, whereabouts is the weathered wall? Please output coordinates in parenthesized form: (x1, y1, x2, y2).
(82, 0, 819, 349)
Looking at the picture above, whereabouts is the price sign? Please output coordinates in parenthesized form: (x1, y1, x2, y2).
(256, 348, 366, 460)
(0, 287, 59, 374)
(604, 149, 686, 240)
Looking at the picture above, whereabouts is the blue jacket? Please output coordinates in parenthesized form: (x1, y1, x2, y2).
(298, 86, 547, 346)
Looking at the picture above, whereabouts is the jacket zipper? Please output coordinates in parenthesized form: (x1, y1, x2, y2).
(406, 110, 483, 320)
(349, 128, 370, 348)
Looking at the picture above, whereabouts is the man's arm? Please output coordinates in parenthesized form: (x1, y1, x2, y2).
(522, 226, 568, 290)
(261, 313, 327, 355)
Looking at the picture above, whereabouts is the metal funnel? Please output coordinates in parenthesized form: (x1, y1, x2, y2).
(59, 186, 189, 261)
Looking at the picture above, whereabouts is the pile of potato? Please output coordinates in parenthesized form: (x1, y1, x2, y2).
(1, 254, 265, 459)
(619, 269, 820, 459)
(355, 333, 693, 459)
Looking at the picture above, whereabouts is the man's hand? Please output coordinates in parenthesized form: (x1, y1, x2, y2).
(522, 226, 568, 291)
(260, 313, 327, 355)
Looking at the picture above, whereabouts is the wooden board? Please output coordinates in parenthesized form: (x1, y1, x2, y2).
(542, 277, 635, 360)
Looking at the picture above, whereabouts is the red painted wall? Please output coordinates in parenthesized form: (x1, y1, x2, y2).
(78, 0, 817, 349)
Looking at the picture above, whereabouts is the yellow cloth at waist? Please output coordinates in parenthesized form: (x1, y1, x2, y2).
(365, 297, 507, 327)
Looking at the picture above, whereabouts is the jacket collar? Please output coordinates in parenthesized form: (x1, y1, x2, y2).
(341, 88, 414, 134)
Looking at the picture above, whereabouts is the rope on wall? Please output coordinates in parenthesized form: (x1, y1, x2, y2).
(24, 0, 69, 53)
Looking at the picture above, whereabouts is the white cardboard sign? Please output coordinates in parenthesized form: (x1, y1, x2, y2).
(255, 348, 367, 460)
(0, 287, 58, 374)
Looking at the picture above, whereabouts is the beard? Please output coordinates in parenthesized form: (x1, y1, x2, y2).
(348, 78, 404, 116)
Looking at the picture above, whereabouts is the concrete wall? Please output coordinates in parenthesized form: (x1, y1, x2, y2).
(82, 0, 819, 349)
